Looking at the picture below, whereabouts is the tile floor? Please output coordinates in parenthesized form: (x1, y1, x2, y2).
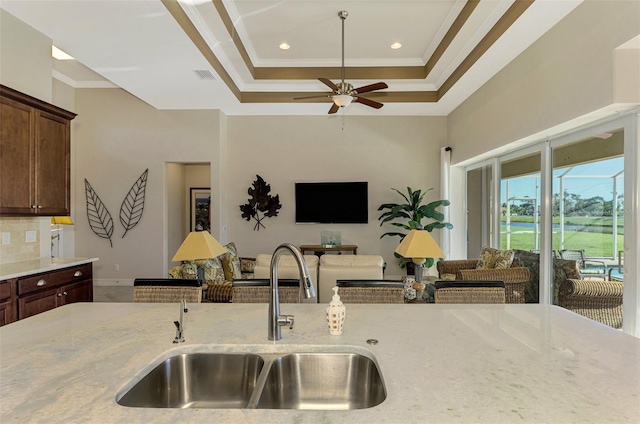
(93, 285, 133, 302)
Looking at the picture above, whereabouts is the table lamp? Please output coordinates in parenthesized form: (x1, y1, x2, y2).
(395, 229, 445, 299)
(172, 231, 228, 284)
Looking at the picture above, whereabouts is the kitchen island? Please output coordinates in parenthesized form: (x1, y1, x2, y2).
(1, 302, 638, 423)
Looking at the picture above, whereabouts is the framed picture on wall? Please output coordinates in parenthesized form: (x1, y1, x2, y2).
(190, 188, 211, 232)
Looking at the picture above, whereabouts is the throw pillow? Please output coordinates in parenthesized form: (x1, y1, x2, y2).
(494, 249, 515, 269)
(476, 247, 498, 269)
(221, 242, 242, 280)
(196, 257, 225, 285)
(476, 247, 514, 269)
(240, 257, 255, 273)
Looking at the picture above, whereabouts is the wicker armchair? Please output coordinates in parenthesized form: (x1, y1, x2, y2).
(559, 249, 607, 279)
(558, 278, 623, 328)
(133, 279, 202, 303)
(231, 279, 300, 303)
(434, 280, 506, 304)
(436, 259, 528, 303)
(336, 280, 404, 304)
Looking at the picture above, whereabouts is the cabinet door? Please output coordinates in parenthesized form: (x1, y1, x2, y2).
(59, 280, 93, 306)
(18, 289, 58, 320)
(0, 279, 17, 326)
(0, 97, 35, 214)
(35, 110, 70, 215)
(0, 300, 16, 326)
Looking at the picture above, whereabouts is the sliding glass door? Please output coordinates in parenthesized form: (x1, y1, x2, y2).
(500, 152, 542, 253)
(550, 129, 624, 305)
(466, 163, 494, 259)
(462, 113, 637, 335)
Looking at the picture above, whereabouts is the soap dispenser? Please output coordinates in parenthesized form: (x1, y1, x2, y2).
(326, 286, 346, 335)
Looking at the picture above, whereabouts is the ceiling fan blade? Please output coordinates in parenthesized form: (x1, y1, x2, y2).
(328, 103, 340, 114)
(293, 94, 332, 100)
(319, 78, 339, 92)
(352, 82, 388, 95)
(354, 97, 384, 109)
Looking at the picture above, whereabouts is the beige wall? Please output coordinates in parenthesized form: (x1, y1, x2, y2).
(614, 41, 640, 104)
(73, 88, 221, 283)
(0, 9, 52, 101)
(226, 115, 448, 275)
(72, 90, 446, 282)
(447, 0, 640, 163)
(0, 9, 59, 264)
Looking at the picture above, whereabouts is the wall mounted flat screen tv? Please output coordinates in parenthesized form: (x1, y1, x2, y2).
(295, 182, 368, 224)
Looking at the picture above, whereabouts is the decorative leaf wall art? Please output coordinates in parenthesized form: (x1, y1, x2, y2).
(240, 175, 282, 231)
(84, 169, 149, 247)
(120, 169, 148, 238)
(85, 179, 115, 247)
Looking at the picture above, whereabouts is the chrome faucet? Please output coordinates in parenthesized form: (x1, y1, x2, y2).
(269, 243, 316, 341)
(173, 299, 188, 343)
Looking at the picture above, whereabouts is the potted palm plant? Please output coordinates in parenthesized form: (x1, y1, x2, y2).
(378, 187, 453, 271)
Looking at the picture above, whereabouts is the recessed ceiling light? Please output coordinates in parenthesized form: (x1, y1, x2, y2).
(279, 42, 290, 50)
(52, 45, 74, 60)
(390, 42, 402, 50)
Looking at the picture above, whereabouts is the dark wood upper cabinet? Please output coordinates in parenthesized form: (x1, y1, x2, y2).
(0, 85, 76, 216)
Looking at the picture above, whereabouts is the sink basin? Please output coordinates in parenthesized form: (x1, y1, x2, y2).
(117, 349, 386, 410)
(116, 353, 264, 408)
(255, 353, 386, 410)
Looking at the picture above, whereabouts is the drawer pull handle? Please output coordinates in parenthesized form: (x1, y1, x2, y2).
(37, 279, 47, 286)
(57, 291, 68, 297)
(74, 271, 82, 277)
(37, 205, 42, 209)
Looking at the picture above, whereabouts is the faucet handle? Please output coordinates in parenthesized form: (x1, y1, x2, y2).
(278, 315, 295, 329)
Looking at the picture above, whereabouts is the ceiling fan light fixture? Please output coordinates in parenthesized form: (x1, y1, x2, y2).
(333, 94, 353, 107)
(390, 42, 402, 50)
(279, 42, 290, 50)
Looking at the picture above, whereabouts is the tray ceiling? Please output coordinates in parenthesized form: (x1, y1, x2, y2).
(1, 0, 582, 115)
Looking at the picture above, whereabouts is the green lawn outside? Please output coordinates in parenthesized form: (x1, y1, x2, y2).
(500, 224, 623, 258)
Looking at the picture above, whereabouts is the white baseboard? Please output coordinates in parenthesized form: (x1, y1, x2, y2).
(94, 279, 135, 286)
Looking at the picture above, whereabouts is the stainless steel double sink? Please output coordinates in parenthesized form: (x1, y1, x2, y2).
(116, 347, 386, 410)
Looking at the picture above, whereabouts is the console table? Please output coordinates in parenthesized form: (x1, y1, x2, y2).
(300, 245, 358, 257)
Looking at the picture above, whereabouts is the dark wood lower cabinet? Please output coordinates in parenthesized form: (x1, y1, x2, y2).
(0, 279, 17, 326)
(0, 263, 93, 325)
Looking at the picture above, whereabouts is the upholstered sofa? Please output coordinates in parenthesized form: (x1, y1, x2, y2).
(318, 255, 384, 303)
(253, 253, 319, 303)
(168, 242, 255, 302)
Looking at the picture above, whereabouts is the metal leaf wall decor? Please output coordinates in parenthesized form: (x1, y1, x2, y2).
(120, 168, 148, 238)
(240, 175, 282, 231)
(85, 179, 114, 247)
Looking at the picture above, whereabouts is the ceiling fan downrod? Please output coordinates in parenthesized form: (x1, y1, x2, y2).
(339, 10, 348, 87)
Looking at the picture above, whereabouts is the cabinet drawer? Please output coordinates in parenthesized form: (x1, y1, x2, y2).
(18, 264, 92, 296)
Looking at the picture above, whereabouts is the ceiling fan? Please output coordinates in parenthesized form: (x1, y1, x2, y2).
(294, 10, 388, 114)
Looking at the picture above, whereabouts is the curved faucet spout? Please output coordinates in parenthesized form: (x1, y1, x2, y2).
(269, 243, 316, 341)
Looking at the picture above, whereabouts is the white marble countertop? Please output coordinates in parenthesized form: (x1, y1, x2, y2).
(1, 302, 638, 423)
(0, 257, 99, 280)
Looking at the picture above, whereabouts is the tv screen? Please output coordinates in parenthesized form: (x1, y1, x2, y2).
(295, 182, 368, 224)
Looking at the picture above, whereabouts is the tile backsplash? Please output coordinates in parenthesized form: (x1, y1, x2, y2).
(0, 217, 41, 264)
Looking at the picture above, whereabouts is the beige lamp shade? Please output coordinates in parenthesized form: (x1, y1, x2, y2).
(395, 229, 445, 263)
(51, 216, 74, 225)
(172, 231, 227, 262)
